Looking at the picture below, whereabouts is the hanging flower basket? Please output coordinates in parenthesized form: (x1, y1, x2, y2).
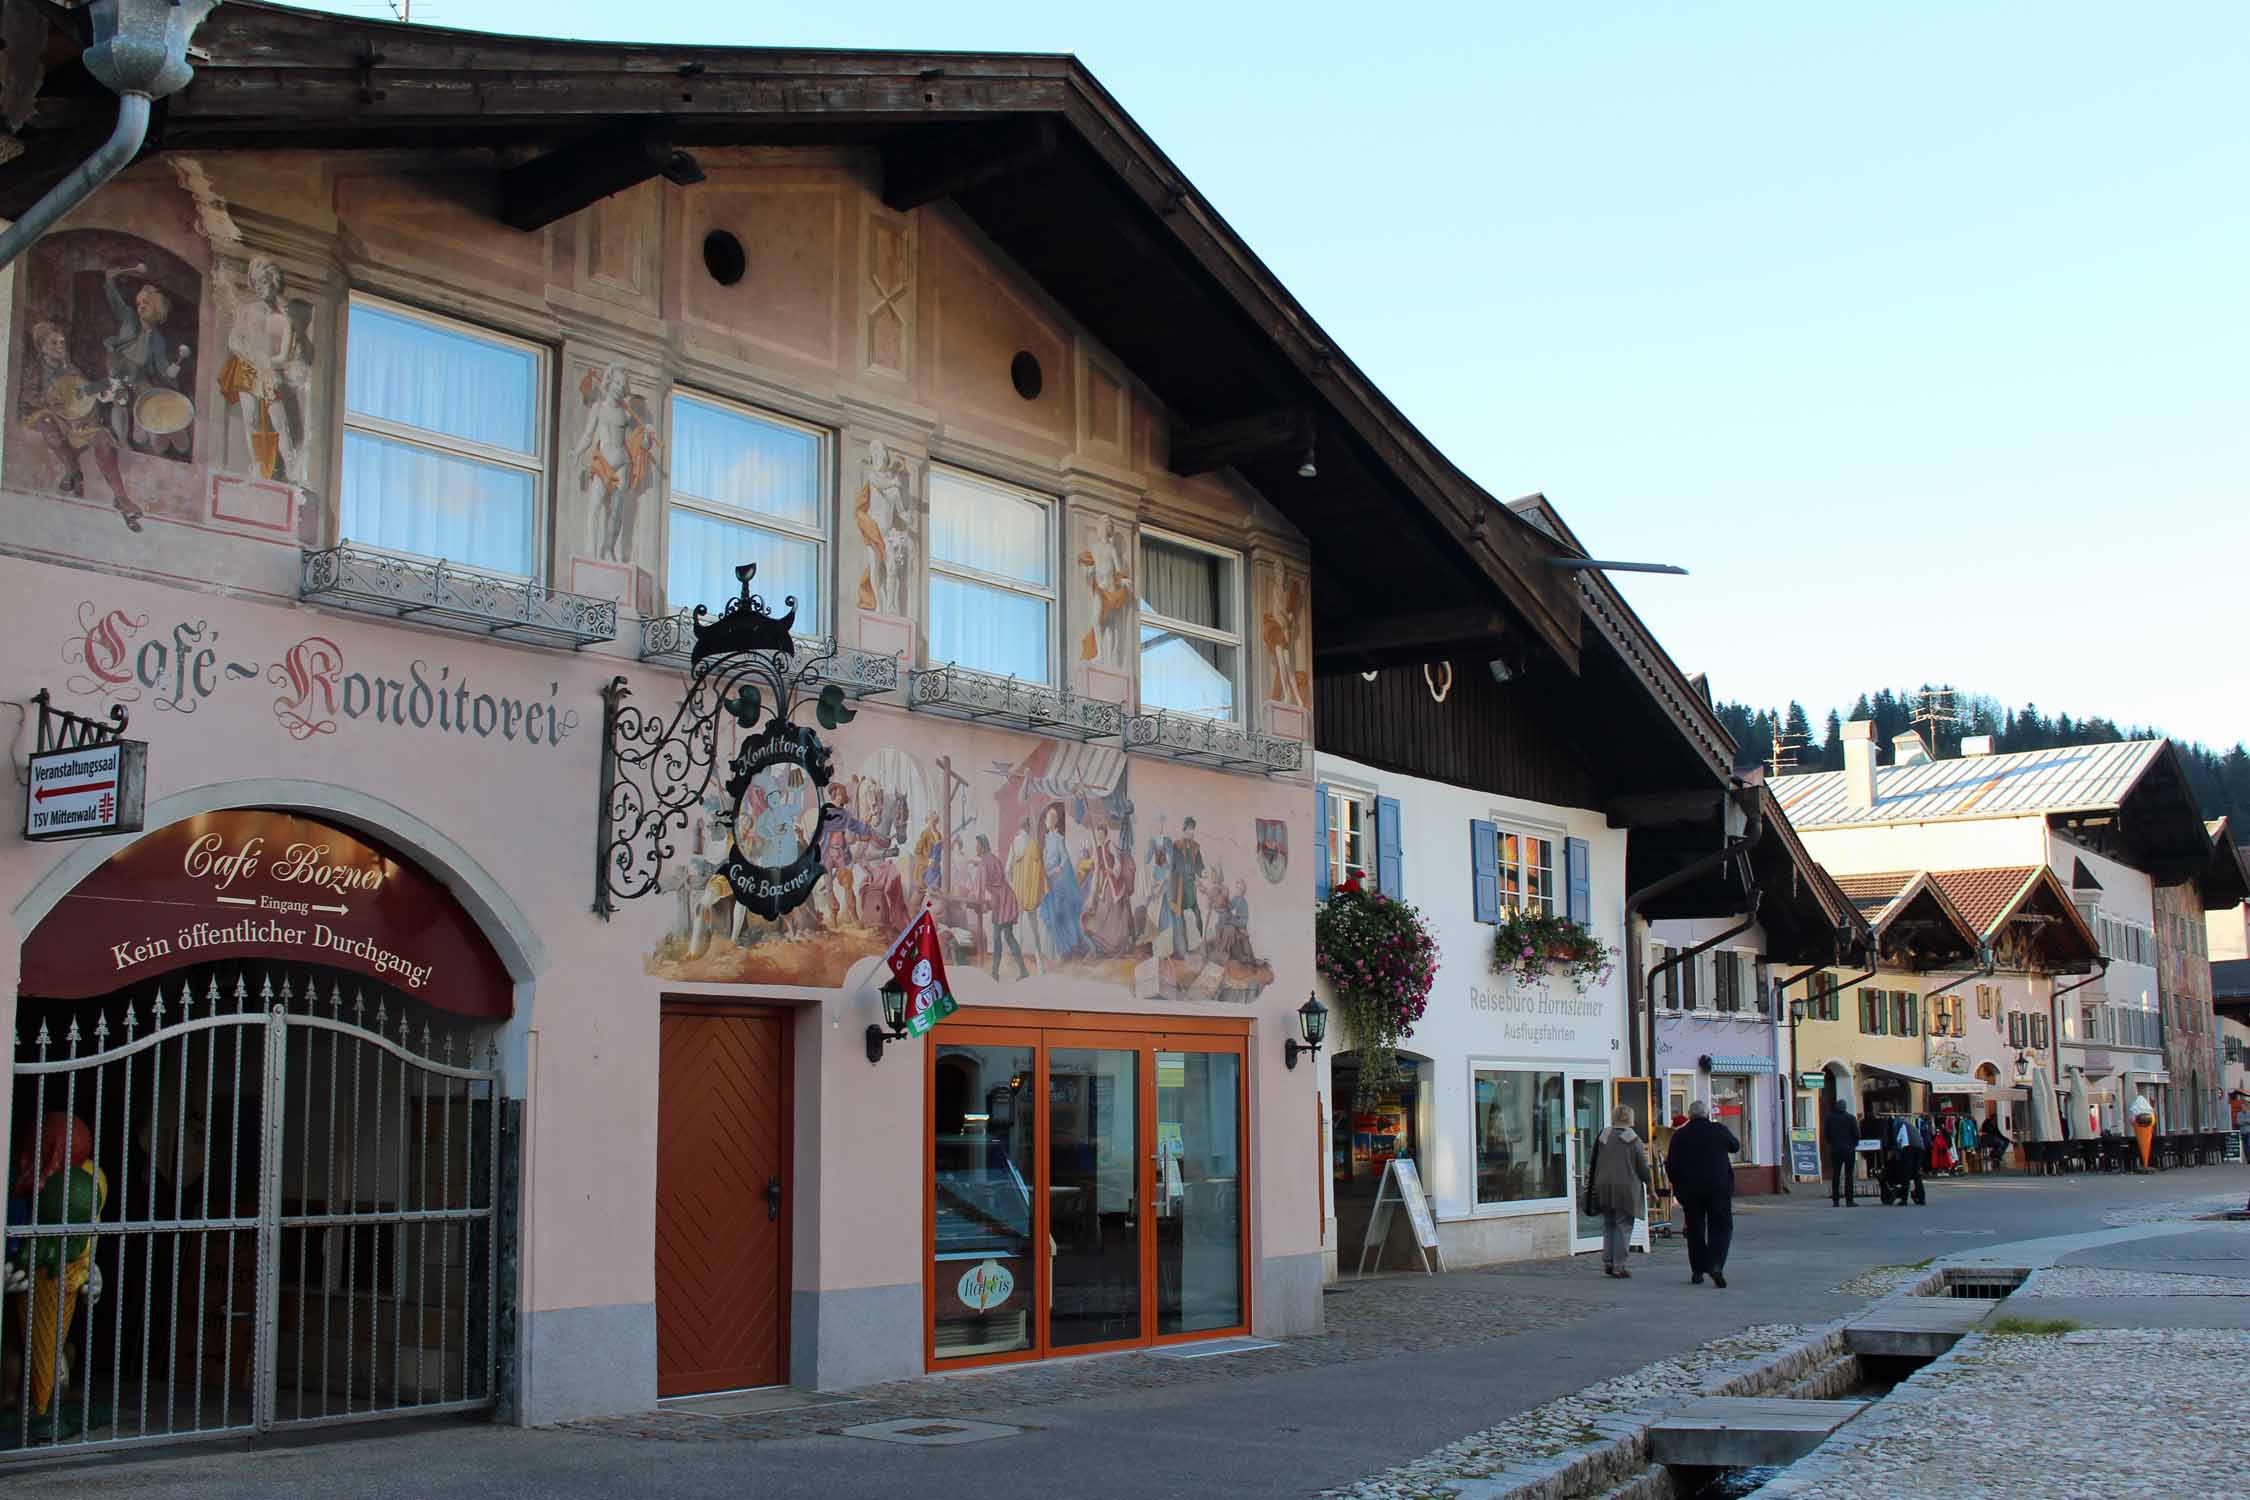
(1314, 878, 1440, 1105)
(1490, 909, 1615, 991)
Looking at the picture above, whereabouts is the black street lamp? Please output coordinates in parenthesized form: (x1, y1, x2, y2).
(866, 981, 910, 1064)
(1285, 994, 1328, 1070)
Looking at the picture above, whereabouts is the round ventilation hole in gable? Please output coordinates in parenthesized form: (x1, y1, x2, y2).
(703, 230, 747, 287)
(1010, 351, 1044, 401)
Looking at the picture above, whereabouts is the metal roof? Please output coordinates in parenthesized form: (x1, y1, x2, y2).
(1772, 740, 2168, 829)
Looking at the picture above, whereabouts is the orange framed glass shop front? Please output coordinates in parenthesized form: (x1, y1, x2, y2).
(924, 1007, 1252, 1371)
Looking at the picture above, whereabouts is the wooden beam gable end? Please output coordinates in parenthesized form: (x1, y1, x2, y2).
(1309, 604, 1511, 670)
(498, 120, 704, 232)
(1168, 407, 1312, 478)
(880, 115, 1060, 211)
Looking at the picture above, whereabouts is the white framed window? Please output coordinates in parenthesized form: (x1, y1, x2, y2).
(1493, 826, 1557, 917)
(1655, 944, 1682, 1009)
(1137, 529, 1243, 721)
(1325, 785, 1373, 892)
(926, 466, 1055, 682)
(341, 296, 547, 578)
(664, 391, 829, 629)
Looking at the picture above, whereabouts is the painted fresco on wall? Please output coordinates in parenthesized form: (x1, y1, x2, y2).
(852, 438, 919, 618)
(645, 722, 1278, 1005)
(1258, 564, 1310, 712)
(571, 362, 664, 564)
(213, 255, 318, 487)
(9, 229, 203, 530)
(1074, 511, 1134, 669)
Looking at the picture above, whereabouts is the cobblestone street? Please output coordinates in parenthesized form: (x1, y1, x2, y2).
(10, 1165, 2243, 1500)
(567, 1267, 1596, 1443)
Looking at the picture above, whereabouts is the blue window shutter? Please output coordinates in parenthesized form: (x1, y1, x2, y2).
(1565, 837, 1591, 927)
(1314, 783, 1332, 901)
(1470, 819, 1499, 923)
(1376, 796, 1403, 899)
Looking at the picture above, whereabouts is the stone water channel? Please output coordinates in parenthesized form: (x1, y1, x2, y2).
(1328, 1267, 2031, 1500)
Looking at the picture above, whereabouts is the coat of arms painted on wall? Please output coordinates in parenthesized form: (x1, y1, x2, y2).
(1256, 818, 1289, 885)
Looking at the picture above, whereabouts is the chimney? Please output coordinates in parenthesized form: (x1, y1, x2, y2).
(1893, 730, 1932, 766)
(1842, 719, 1877, 809)
(1961, 734, 1994, 758)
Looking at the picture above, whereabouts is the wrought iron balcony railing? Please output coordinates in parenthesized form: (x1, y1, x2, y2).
(299, 546, 617, 650)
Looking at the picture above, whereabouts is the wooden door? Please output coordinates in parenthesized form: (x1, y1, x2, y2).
(657, 1003, 791, 1395)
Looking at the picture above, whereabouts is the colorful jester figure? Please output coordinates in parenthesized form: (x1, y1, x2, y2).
(6, 1113, 108, 1428)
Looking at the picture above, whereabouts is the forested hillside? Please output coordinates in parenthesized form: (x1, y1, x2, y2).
(1712, 688, 2250, 832)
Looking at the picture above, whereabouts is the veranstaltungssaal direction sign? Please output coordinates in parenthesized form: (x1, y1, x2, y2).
(24, 738, 147, 841)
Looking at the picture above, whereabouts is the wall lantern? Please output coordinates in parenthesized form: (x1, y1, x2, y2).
(867, 981, 910, 1064)
(1285, 994, 1328, 1070)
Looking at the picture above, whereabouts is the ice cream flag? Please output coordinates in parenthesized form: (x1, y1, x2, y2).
(883, 907, 958, 1038)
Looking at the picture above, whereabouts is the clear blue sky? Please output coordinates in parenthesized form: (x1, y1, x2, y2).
(308, 2, 2250, 746)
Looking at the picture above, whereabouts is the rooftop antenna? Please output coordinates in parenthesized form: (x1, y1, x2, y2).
(1767, 724, 1809, 780)
(1912, 685, 1962, 754)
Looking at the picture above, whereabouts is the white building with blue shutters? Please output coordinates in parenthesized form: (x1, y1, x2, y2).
(1314, 751, 1633, 1268)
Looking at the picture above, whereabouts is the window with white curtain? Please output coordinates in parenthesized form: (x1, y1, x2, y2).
(1137, 532, 1241, 720)
(926, 466, 1054, 682)
(341, 298, 546, 577)
(664, 392, 827, 628)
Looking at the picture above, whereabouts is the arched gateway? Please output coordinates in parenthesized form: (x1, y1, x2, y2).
(9, 810, 513, 1452)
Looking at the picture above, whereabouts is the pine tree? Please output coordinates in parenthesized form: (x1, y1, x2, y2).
(1821, 710, 1844, 772)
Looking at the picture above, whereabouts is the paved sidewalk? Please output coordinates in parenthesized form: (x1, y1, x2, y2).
(8, 1165, 2244, 1498)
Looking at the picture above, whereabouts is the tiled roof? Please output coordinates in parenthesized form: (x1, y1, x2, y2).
(1929, 867, 2044, 939)
(1830, 871, 1915, 918)
(1773, 739, 2167, 829)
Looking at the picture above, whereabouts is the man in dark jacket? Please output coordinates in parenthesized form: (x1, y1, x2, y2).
(1824, 1097, 1860, 1206)
(1664, 1099, 1740, 1288)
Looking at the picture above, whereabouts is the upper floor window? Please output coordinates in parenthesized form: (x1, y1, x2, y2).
(1654, 945, 1681, 1009)
(1859, 988, 1887, 1036)
(1892, 991, 1920, 1037)
(341, 299, 546, 578)
(1324, 785, 1373, 892)
(1494, 828, 1556, 917)
(1714, 951, 1744, 1012)
(665, 392, 827, 627)
(1137, 532, 1241, 720)
(926, 467, 1054, 683)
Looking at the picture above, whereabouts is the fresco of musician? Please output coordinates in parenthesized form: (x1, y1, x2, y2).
(8, 229, 203, 531)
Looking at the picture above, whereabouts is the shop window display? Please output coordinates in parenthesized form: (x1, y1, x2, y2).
(1473, 1068, 1566, 1205)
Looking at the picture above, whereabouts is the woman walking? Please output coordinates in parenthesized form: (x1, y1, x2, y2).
(1585, 1105, 1650, 1278)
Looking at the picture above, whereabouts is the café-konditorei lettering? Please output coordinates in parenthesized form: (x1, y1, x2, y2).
(598, 564, 855, 923)
(20, 809, 515, 1018)
(60, 601, 579, 748)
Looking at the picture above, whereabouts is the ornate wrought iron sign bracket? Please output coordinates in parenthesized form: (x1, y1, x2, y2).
(23, 688, 147, 840)
(594, 565, 858, 919)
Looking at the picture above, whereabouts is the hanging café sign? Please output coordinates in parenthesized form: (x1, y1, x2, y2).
(596, 564, 857, 923)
